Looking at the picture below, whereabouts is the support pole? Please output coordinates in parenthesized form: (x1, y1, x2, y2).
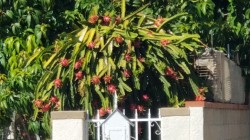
(113, 91, 118, 110)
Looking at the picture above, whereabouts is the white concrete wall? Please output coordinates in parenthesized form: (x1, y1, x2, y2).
(160, 106, 250, 140)
(161, 116, 190, 140)
(203, 109, 250, 140)
(160, 108, 191, 140)
(51, 111, 88, 140)
(52, 119, 84, 140)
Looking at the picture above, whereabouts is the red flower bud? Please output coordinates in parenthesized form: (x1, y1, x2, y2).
(137, 105, 144, 113)
(34, 99, 43, 108)
(142, 94, 149, 101)
(91, 75, 100, 85)
(74, 60, 83, 70)
(60, 59, 69, 67)
(103, 16, 111, 24)
(103, 75, 112, 83)
(165, 67, 174, 76)
(106, 107, 112, 114)
(125, 53, 131, 62)
(154, 21, 161, 27)
(54, 79, 62, 88)
(123, 69, 131, 78)
(165, 67, 178, 80)
(75, 71, 83, 80)
(138, 57, 145, 62)
(115, 16, 121, 24)
(41, 103, 50, 112)
(195, 95, 206, 101)
(107, 84, 116, 94)
(99, 107, 106, 117)
(154, 16, 164, 27)
(115, 36, 124, 44)
(160, 39, 170, 46)
(88, 15, 99, 24)
(87, 41, 95, 49)
(50, 96, 59, 104)
(157, 16, 165, 23)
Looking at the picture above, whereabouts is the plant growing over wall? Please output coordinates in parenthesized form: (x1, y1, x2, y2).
(1, 0, 250, 138)
(32, 1, 203, 135)
(0, 0, 210, 138)
(0, 0, 81, 138)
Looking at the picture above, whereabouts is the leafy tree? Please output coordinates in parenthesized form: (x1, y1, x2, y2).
(0, 0, 81, 138)
(2, 0, 250, 139)
(31, 1, 204, 137)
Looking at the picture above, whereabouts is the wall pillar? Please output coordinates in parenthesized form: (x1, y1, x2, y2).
(51, 111, 88, 140)
(160, 108, 190, 140)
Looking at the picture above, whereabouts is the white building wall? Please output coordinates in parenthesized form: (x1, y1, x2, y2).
(160, 105, 250, 140)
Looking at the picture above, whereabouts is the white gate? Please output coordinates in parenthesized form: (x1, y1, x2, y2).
(87, 109, 161, 140)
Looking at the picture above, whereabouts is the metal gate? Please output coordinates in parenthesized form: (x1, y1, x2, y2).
(87, 109, 161, 140)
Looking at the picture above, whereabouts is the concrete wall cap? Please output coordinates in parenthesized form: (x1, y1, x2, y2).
(51, 111, 86, 120)
(185, 101, 249, 110)
(160, 107, 190, 117)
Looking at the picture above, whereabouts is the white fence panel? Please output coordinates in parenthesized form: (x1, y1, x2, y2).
(87, 109, 161, 140)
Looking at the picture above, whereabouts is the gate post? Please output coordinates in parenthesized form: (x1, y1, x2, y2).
(51, 111, 88, 140)
(160, 108, 191, 140)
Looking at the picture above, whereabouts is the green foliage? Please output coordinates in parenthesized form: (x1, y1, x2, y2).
(0, 0, 81, 138)
(160, 0, 250, 69)
(3, 0, 250, 139)
(0, 0, 204, 138)
(32, 2, 203, 133)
